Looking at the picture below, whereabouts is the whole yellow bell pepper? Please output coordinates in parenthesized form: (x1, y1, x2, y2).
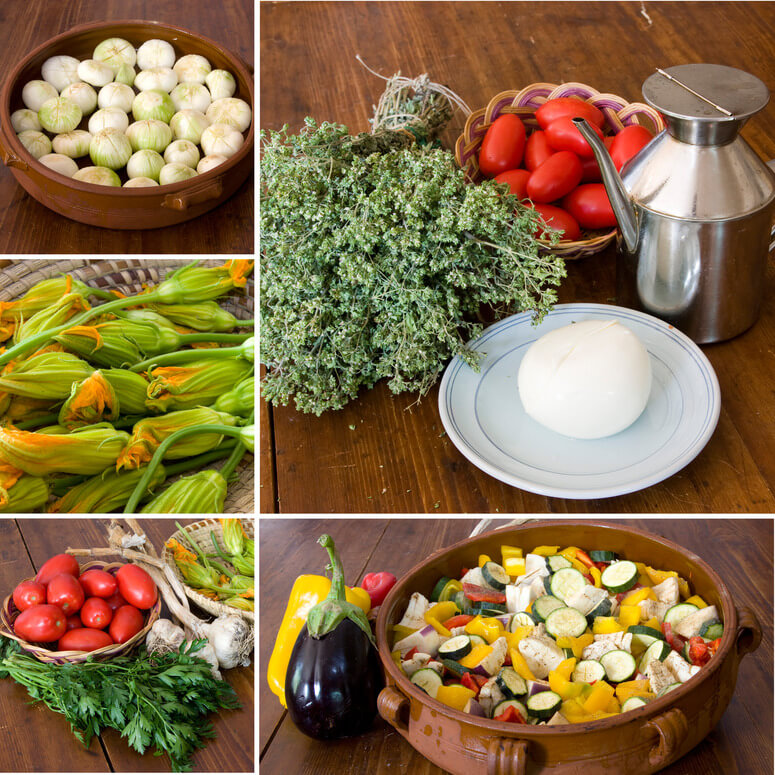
(267, 574, 371, 707)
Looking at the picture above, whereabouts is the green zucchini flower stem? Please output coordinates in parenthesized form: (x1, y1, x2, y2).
(130, 337, 254, 373)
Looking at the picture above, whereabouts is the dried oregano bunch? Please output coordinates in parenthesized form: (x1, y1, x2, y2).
(260, 116, 566, 415)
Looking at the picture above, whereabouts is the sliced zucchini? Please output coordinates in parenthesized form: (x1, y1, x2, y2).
(496, 666, 528, 698)
(471, 601, 507, 614)
(628, 624, 666, 650)
(441, 659, 469, 677)
(482, 561, 510, 591)
(585, 596, 613, 625)
(438, 635, 472, 661)
(657, 682, 681, 698)
(544, 606, 588, 639)
(599, 649, 637, 683)
(550, 568, 587, 605)
(600, 561, 638, 594)
(431, 576, 452, 602)
(492, 698, 528, 720)
(637, 640, 671, 674)
(546, 555, 573, 573)
(562, 647, 575, 659)
(526, 690, 562, 720)
(411, 667, 443, 698)
(589, 550, 618, 563)
(621, 696, 650, 713)
(453, 590, 470, 611)
(469, 634, 487, 647)
(511, 612, 536, 629)
(572, 660, 606, 684)
(543, 575, 553, 595)
(532, 595, 566, 623)
(663, 602, 699, 627)
(699, 619, 723, 640)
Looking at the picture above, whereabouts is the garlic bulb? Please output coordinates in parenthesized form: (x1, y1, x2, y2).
(135, 67, 178, 93)
(22, 80, 58, 112)
(77, 59, 115, 88)
(72, 166, 121, 186)
(205, 97, 252, 133)
(39, 153, 79, 177)
(195, 640, 222, 681)
(11, 109, 41, 133)
(60, 82, 98, 116)
(41, 55, 81, 92)
(163, 139, 199, 169)
(132, 90, 175, 123)
(170, 82, 211, 113)
(205, 615, 253, 670)
(127, 149, 165, 180)
(17, 130, 52, 159)
(52, 130, 93, 158)
(88, 107, 129, 134)
(173, 54, 211, 85)
(205, 70, 236, 101)
(196, 154, 228, 174)
(200, 122, 244, 158)
(124, 176, 159, 187)
(159, 162, 197, 185)
(136, 39, 176, 70)
(93, 38, 137, 72)
(146, 618, 186, 655)
(89, 127, 132, 170)
(126, 119, 172, 153)
(38, 97, 82, 134)
(98, 83, 135, 113)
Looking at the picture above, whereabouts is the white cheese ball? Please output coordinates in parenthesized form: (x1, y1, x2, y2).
(517, 319, 652, 439)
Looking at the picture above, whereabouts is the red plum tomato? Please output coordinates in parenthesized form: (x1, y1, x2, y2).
(79, 568, 118, 598)
(610, 125, 653, 171)
(115, 564, 157, 609)
(531, 204, 581, 241)
(46, 573, 85, 615)
(535, 97, 605, 129)
(524, 130, 554, 171)
(58, 628, 113, 652)
(526, 151, 583, 203)
(14, 604, 67, 642)
(580, 156, 602, 182)
(80, 597, 113, 630)
(103, 590, 128, 612)
(109, 605, 145, 644)
(478, 114, 526, 178)
(563, 184, 618, 229)
(65, 614, 82, 632)
(545, 117, 605, 159)
(12, 581, 46, 612)
(494, 169, 530, 199)
(35, 553, 80, 585)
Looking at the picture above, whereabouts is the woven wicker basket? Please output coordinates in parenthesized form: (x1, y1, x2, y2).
(0, 258, 255, 514)
(162, 518, 254, 623)
(455, 82, 666, 259)
(0, 560, 160, 664)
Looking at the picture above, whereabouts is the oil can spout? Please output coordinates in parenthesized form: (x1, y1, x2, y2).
(573, 118, 639, 253)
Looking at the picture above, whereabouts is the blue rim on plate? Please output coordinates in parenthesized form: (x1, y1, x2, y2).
(438, 303, 721, 499)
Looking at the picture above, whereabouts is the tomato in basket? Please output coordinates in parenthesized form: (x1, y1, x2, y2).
(494, 169, 530, 199)
(35, 553, 79, 585)
(545, 116, 605, 159)
(46, 573, 85, 615)
(524, 130, 554, 171)
(535, 97, 605, 130)
(59, 628, 113, 652)
(12, 580, 46, 612)
(478, 114, 527, 178)
(530, 204, 581, 241)
(109, 605, 145, 644)
(80, 597, 113, 630)
(610, 124, 654, 171)
(527, 151, 583, 203)
(14, 604, 67, 642)
(563, 184, 618, 229)
(79, 568, 118, 598)
(116, 564, 157, 609)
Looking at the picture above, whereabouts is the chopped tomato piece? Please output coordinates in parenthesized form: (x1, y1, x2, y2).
(688, 636, 711, 666)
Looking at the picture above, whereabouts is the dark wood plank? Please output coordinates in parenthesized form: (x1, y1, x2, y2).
(260, 0, 775, 513)
(0, 0, 253, 254)
(258, 517, 772, 775)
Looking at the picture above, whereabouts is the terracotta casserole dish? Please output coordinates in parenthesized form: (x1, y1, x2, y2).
(0, 20, 254, 229)
(376, 520, 762, 775)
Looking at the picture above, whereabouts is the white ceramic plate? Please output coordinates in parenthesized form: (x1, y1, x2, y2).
(438, 304, 721, 499)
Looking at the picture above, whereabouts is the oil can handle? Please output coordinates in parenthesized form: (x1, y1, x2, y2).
(487, 737, 528, 775)
(735, 605, 762, 659)
(645, 707, 688, 768)
(377, 684, 410, 735)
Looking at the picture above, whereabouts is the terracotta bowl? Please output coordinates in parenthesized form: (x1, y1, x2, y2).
(0, 20, 254, 229)
(376, 521, 761, 775)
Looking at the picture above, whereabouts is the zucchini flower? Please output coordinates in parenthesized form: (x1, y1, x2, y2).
(149, 301, 246, 332)
(141, 469, 227, 513)
(223, 596, 254, 612)
(0, 474, 49, 513)
(220, 518, 246, 556)
(0, 320, 15, 343)
(4, 395, 58, 423)
(145, 358, 253, 411)
(49, 464, 166, 513)
(14, 292, 90, 344)
(0, 423, 131, 476)
(0, 352, 94, 400)
(0, 276, 99, 322)
(58, 371, 119, 429)
(0, 462, 24, 507)
(102, 369, 154, 415)
(212, 376, 254, 417)
(117, 407, 239, 470)
(153, 260, 253, 304)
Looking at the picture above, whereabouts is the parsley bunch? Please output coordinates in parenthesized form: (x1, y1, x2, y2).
(260, 119, 566, 414)
(0, 637, 240, 772)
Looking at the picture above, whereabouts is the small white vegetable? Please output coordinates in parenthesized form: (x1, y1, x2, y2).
(41, 55, 81, 91)
(98, 82, 135, 113)
(123, 176, 159, 187)
(200, 122, 244, 158)
(146, 618, 185, 655)
(93, 37, 137, 72)
(60, 82, 98, 116)
(206, 98, 252, 133)
(159, 162, 198, 185)
(173, 54, 211, 84)
(22, 80, 58, 112)
(204, 614, 253, 670)
(126, 119, 173, 152)
(72, 166, 121, 186)
(52, 130, 93, 158)
(127, 149, 165, 180)
(17, 129, 52, 159)
(11, 109, 41, 133)
(38, 153, 79, 177)
(115, 64, 136, 86)
(136, 39, 176, 70)
(88, 107, 129, 134)
(89, 127, 132, 169)
(205, 69, 236, 100)
(132, 89, 175, 123)
(196, 153, 228, 174)
(170, 110, 210, 144)
(163, 139, 199, 169)
(77, 59, 115, 88)
(170, 82, 211, 113)
(134, 67, 178, 93)
(196, 640, 222, 680)
(38, 97, 82, 134)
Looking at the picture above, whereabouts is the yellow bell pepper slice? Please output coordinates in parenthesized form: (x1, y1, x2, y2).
(509, 647, 536, 681)
(685, 594, 707, 609)
(589, 566, 602, 588)
(556, 632, 593, 659)
(392, 624, 418, 641)
(560, 698, 590, 722)
(555, 657, 577, 681)
(592, 617, 624, 635)
(426, 601, 459, 623)
(478, 554, 492, 568)
(615, 679, 652, 702)
(644, 566, 691, 598)
(505, 625, 534, 651)
(605, 696, 621, 714)
(637, 574, 654, 587)
(621, 586, 656, 607)
(642, 616, 661, 632)
(531, 545, 560, 556)
(459, 644, 493, 668)
(503, 556, 526, 577)
(436, 684, 476, 711)
(618, 605, 641, 628)
(583, 680, 615, 713)
(425, 616, 451, 637)
(559, 546, 579, 559)
(501, 545, 523, 560)
(549, 670, 584, 700)
(465, 615, 505, 644)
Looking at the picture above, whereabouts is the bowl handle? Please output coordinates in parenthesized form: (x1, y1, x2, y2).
(377, 685, 410, 735)
(487, 737, 528, 775)
(161, 176, 224, 211)
(0, 129, 28, 171)
(645, 707, 688, 768)
(735, 605, 762, 659)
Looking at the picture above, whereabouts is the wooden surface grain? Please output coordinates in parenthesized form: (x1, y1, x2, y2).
(0, 0, 253, 253)
(259, 517, 773, 775)
(259, 1, 775, 514)
(0, 517, 254, 773)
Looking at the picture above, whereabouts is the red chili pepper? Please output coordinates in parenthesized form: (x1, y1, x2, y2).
(575, 549, 596, 569)
(493, 705, 525, 724)
(442, 614, 475, 629)
(360, 571, 397, 607)
(688, 636, 710, 666)
(404, 647, 418, 660)
(462, 583, 506, 603)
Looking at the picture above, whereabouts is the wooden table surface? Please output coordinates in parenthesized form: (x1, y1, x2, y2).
(0, 0, 253, 254)
(259, 517, 773, 775)
(0, 517, 254, 773)
(259, 1, 775, 514)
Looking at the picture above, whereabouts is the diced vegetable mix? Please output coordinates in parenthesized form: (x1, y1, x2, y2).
(391, 544, 723, 725)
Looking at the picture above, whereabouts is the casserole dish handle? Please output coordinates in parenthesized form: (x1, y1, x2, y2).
(161, 176, 224, 211)
(0, 128, 29, 171)
(486, 737, 528, 775)
(735, 605, 762, 658)
(645, 707, 688, 768)
(377, 685, 411, 735)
